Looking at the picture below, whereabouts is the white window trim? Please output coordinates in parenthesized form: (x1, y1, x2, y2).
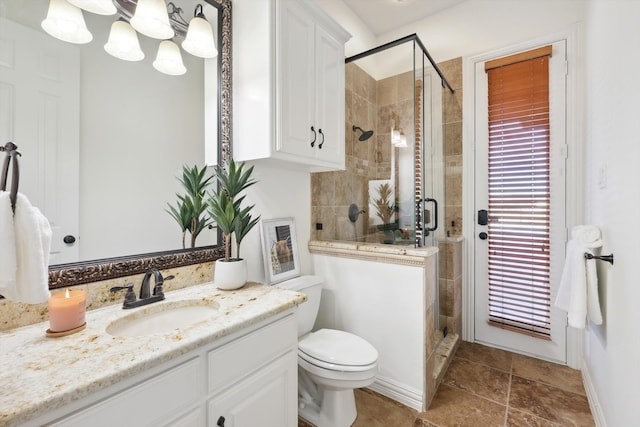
(462, 24, 584, 367)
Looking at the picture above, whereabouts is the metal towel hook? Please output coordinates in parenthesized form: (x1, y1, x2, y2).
(0, 142, 21, 213)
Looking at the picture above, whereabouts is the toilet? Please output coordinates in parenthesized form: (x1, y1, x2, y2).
(276, 275, 378, 427)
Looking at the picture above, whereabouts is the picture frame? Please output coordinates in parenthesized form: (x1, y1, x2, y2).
(260, 217, 300, 284)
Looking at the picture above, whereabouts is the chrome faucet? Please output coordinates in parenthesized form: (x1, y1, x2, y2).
(110, 268, 174, 309)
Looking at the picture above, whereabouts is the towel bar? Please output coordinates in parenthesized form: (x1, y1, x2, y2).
(584, 253, 614, 265)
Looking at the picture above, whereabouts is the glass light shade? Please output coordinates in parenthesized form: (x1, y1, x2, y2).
(391, 127, 401, 146)
(182, 16, 218, 58)
(41, 0, 93, 44)
(104, 20, 145, 61)
(67, 0, 116, 15)
(130, 0, 174, 40)
(396, 134, 408, 148)
(153, 40, 186, 75)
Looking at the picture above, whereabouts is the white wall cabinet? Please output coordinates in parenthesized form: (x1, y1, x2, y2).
(32, 313, 298, 427)
(234, 0, 350, 171)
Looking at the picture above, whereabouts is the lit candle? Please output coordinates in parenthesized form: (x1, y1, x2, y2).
(48, 289, 86, 332)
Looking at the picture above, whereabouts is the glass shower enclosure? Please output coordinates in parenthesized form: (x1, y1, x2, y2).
(319, 34, 454, 248)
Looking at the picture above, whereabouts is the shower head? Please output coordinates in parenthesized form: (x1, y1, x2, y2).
(352, 125, 374, 142)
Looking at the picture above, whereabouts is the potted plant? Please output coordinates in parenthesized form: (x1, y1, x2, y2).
(166, 165, 214, 249)
(207, 159, 260, 289)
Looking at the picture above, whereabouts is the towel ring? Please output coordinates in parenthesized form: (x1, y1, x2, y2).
(584, 253, 614, 265)
(0, 142, 21, 213)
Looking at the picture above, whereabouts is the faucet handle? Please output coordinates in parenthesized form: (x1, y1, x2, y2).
(110, 283, 136, 305)
(153, 274, 174, 298)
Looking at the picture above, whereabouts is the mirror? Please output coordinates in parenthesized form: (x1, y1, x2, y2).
(0, 0, 231, 287)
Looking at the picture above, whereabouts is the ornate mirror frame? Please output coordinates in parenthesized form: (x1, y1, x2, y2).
(48, 0, 232, 290)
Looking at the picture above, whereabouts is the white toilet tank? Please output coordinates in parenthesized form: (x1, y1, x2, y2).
(275, 275, 322, 337)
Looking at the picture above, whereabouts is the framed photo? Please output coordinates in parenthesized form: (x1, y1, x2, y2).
(260, 217, 300, 284)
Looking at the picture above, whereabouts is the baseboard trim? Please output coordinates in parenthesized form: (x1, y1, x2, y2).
(367, 375, 423, 412)
(582, 359, 607, 427)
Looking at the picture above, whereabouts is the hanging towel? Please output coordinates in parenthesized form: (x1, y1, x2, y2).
(4, 193, 52, 304)
(0, 191, 17, 297)
(555, 225, 603, 328)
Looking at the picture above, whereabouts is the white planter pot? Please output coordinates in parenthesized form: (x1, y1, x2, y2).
(214, 258, 247, 290)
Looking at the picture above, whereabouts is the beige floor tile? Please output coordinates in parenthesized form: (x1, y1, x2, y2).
(507, 408, 563, 427)
(509, 376, 595, 427)
(419, 384, 507, 427)
(512, 354, 586, 396)
(352, 388, 418, 427)
(442, 357, 511, 404)
(454, 340, 513, 372)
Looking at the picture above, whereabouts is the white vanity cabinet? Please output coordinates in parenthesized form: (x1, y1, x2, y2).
(32, 312, 298, 427)
(233, 0, 350, 171)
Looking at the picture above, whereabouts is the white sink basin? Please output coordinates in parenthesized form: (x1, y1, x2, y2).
(106, 300, 220, 337)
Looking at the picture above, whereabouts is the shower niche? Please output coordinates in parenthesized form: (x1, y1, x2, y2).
(311, 35, 453, 248)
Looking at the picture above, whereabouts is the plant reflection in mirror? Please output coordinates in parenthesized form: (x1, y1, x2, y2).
(166, 165, 214, 249)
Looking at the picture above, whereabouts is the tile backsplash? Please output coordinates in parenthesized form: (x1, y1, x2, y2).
(0, 262, 214, 332)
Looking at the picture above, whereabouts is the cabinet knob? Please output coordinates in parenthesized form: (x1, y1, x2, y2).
(63, 235, 76, 244)
(318, 128, 324, 149)
(217, 416, 226, 426)
(310, 126, 316, 147)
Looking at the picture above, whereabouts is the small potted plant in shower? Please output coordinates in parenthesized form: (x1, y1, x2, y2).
(167, 164, 214, 249)
(374, 182, 398, 243)
(207, 159, 260, 290)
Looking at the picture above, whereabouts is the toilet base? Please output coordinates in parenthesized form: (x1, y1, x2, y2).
(299, 387, 357, 427)
(299, 367, 359, 427)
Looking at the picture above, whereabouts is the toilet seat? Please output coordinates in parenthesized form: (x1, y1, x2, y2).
(298, 329, 378, 372)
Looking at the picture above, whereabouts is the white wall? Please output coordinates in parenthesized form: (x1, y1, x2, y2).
(241, 163, 313, 283)
(582, 1, 640, 425)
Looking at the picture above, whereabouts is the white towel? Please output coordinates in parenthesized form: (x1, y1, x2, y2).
(555, 225, 603, 328)
(0, 191, 17, 296)
(2, 193, 52, 304)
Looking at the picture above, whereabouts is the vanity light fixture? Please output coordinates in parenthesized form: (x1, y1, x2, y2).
(41, 0, 217, 75)
(41, 0, 93, 45)
(153, 40, 187, 75)
(182, 4, 218, 58)
(104, 19, 145, 62)
(67, 0, 117, 16)
(130, 0, 175, 40)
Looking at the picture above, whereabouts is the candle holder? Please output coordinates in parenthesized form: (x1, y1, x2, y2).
(46, 323, 86, 338)
(46, 289, 87, 338)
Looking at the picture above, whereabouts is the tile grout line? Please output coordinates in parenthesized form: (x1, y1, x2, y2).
(503, 354, 514, 426)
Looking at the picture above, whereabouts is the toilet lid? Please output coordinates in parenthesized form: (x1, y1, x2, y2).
(298, 329, 378, 367)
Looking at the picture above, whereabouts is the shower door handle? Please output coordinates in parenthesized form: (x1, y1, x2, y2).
(424, 198, 438, 232)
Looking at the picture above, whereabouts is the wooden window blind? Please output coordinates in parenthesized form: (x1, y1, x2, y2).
(485, 46, 552, 339)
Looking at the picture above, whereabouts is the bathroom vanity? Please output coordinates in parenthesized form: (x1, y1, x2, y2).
(0, 283, 305, 427)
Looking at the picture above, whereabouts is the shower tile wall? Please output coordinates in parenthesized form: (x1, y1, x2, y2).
(440, 58, 463, 237)
(311, 63, 414, 242)
(438, 57, 463, 336)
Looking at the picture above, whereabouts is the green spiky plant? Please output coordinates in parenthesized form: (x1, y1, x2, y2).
(207, 159, 260, 261)
(167, 165, 214, 249)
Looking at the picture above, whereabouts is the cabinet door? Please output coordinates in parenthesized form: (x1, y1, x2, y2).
(277, 0, 316, 160)
(314, 24, 346, 167)
(208, 351, 297, 427)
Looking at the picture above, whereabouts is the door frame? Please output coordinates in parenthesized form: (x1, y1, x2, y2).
(461, 25, 585, 367)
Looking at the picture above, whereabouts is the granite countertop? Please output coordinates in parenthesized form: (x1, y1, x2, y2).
(0, 282, 305, 426)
